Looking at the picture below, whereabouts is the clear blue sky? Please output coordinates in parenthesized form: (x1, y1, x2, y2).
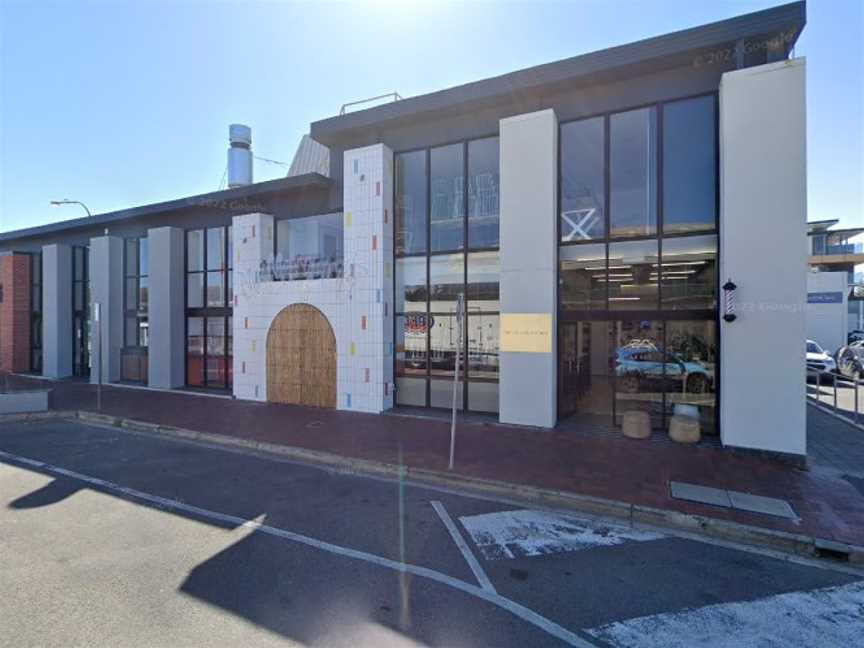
(1, 0, 861, 234)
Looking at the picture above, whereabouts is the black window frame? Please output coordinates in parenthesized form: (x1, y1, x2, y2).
(71, 245, 90, 378)
(393, 134, 501, 413)
(29, 252, 42, 374)
(121, 237, 149, 383)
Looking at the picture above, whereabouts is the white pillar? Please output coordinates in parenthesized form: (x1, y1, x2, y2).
(148, 227, 186, 389)
(42, 244, 72, 379)
(498, 109, 558, 428)
(719, 58, 807, 457)
(89, 236, 123, 384)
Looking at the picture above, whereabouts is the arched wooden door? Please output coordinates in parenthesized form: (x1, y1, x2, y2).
(266, 304, 337, 408)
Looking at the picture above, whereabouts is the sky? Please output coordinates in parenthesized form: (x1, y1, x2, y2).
(0, 0, 862, 234)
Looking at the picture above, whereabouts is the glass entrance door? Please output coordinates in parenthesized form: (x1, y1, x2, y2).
(558, 322, 613, 421)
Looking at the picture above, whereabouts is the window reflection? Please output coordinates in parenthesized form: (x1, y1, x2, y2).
(468, 314, 499, 380)
(275, 213, 343, 280)
(561, 117, 605, 241)
(395, 314, 427, 376)
(468, 137, 499, 248)
(610, 107, 657, 238)
(607, 240, 659, 310)
(395, 150, 428, 255)
(395, 257, 427, 313)
(467, 251, 499, 312)
(613, 320, 665, 427)
(559, 322, 613, 419)
(661, 235, 717, 310)
(429, 254, 464, 313)
(560, 243, 606, 311)
(663, 96, 716, 234)
(431, 144, 465, 252)
(429, 315, 461, 377)
(665, 321, 716, 436)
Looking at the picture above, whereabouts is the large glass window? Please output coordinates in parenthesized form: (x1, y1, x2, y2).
(275, 213, 343, 280)
(186, 226, 232, 390)
(72, 246, 90, 378)
(610, 107, 657, 238)
(430, 144, 465, 252)
(121, 238, 149, 383)
(663, 96, 717, 234)
(394, 136, 501, 412)
(665, 320, 716, 436)
(608, 240, 659, 310)
(560, 243, 606, 311)
(395, 150, 428, 255)
(561, 117, 605, 242)
(468, 137, 500, 248)
(660, 235, 717, 310)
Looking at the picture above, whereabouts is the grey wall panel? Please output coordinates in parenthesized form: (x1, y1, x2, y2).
(42, 244, 72, 378)
(148, 227, 185, 389)
(89, 236, 123, 384)
(498, 109, 558, 428)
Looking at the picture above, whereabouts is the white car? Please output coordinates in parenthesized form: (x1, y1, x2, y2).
(806, 339, 836, 378)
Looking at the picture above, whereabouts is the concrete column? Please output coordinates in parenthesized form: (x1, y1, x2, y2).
(147, 227, 186, 389)
(719, 58, 807, 457)
(42, 244, 72, 379)
(498, 109, 558, 428)
(0, 253, 32, 373)
(89, 236, 123, 384)
(341, 144, 394, 413)
(232, 212, 275, 401)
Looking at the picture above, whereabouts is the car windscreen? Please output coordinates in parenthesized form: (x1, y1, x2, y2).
(807, 342, 823, 354)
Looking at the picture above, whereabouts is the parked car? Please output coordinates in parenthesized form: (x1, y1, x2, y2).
(806, 339, 836, 380)
(836, 340, 864, 381)
(849, 330, 864, 345)
(615, 344, 712, 394)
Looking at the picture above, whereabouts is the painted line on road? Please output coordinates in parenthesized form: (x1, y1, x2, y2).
(0, 448, 596, 648)
(431, 500, 497, 594)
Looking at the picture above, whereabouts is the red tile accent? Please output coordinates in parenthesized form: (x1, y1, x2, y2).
(384, 208, 388, 224)
(372, 235, 377, 251)
(0, 254, 31, 373)
(361, 315, 367, 330)
(244, 317, 249, 329)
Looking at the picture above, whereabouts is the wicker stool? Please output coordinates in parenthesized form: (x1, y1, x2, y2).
(669, 414, 701, 444)
(621, 410, 651, 439)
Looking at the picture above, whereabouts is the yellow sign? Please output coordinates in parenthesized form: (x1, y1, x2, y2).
(500, 314, 553, 353)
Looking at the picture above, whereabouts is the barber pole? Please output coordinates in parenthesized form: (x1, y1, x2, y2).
(723, 280, 738, 322)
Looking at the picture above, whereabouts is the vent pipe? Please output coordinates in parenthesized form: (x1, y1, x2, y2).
(227, 124, 252, 187)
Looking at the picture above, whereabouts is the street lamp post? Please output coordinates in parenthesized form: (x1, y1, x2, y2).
(50, 199, 92, 218)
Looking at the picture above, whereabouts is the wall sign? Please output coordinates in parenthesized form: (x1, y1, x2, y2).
(500, 313, 552, 353)
(807, 291, 843, 304)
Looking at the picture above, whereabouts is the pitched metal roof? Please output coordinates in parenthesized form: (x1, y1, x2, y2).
(311, 1, 806, 145)
(0, 173, 330, 243)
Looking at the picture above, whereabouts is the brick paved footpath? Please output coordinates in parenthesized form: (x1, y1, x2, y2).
(5, 374, 864, 547)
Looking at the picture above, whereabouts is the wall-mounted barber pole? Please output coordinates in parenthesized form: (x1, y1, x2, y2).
(723, 280, 738, 322)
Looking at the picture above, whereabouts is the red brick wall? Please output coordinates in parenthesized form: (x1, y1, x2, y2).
(0, 254, 32, 373)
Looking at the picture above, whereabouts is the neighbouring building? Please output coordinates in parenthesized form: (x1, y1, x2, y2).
(807, 219, 864, 335)
(0, 2, 809, 459)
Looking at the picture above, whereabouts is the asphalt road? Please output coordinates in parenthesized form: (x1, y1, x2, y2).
(1, 419, 862, 647)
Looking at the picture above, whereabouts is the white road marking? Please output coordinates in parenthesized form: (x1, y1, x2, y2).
(459, 508, 661, 560)
(0, 448, 595, 648)
(586, 580, 864, 648)
(430, 500, 497, 594)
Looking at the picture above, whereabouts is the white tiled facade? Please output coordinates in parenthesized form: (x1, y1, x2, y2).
(231, 143, 394, 413)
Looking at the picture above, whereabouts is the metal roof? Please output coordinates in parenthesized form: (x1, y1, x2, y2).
(0, 173, 330, 243)
(311, 1, 806, 145)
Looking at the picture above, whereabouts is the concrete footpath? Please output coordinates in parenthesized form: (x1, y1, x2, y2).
(4, 374, 864, 558)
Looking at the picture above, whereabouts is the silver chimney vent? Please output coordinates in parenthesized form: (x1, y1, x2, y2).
(227, 124, 252, 187)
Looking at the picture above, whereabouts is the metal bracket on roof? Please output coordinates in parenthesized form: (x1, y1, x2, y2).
(339, 92, 403, 116)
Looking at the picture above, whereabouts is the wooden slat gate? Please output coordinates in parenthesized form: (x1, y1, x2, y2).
(266, 304, 337, 408)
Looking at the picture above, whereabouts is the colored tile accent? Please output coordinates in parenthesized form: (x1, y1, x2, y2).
(361, 315, 367, 330)
(384, 382, 389, 396)
(242, 361, 246, 374)
(244, 317, 249, 329)
(372, 235, 377, 251)
(347, 393, 352, 408)
(350, 342, 356, 355)
(375, 181, 381, 196)
(384, 262, 391, 278)
(346, 212, 352, 227)
(364, 368, 370, 383)
(353, 159, 359, 174)
(376, 289, 381, 303)
(384, 208, 388, 224)
(251, 340, 256, 352)
(252, 225, 256, 238)
(384, 302, 388, 316)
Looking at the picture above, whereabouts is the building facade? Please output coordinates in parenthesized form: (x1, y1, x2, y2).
(0, 2, 809, 458)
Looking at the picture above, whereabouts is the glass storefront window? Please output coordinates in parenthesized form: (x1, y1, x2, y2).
(467, 251, 499, 312)
(612, 320, 665, 427)
(431, 143, 465, 252)
(187, 273, 204, 308)
(661, 235, 717, 310)
(395, 257, 427, 314)
(663, 96, 716, 234)
(560, 243, 606, 311)
(558, 321, 614, 419)
(608, 239, 659, 310)
(429, 314, 460, 377)
(467, 314, 499, 380)
(395, 314, 427, 376)
(468, 137, 499, 248)
(665, 320, 716, 435)
(275, 213, 343, 280)
(187, 230, 204, 272)
(610, 107, 657, 238)
(561, 117, 605, 242)
(429, 254, 464, 313)
(186, 317, 204, 387)
(395, 150, 428, 255)
(207, 228, 225, 271)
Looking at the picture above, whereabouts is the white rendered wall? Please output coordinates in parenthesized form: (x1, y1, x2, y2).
(498, 109, 558, 428)
(89, 236, 123, 384)
(148, 227, 186, 389)
(42, 244, 72, 379)
(719, 58, 807, 457)
(232, 143, 393, 413)
(806, 271, 848, 355)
